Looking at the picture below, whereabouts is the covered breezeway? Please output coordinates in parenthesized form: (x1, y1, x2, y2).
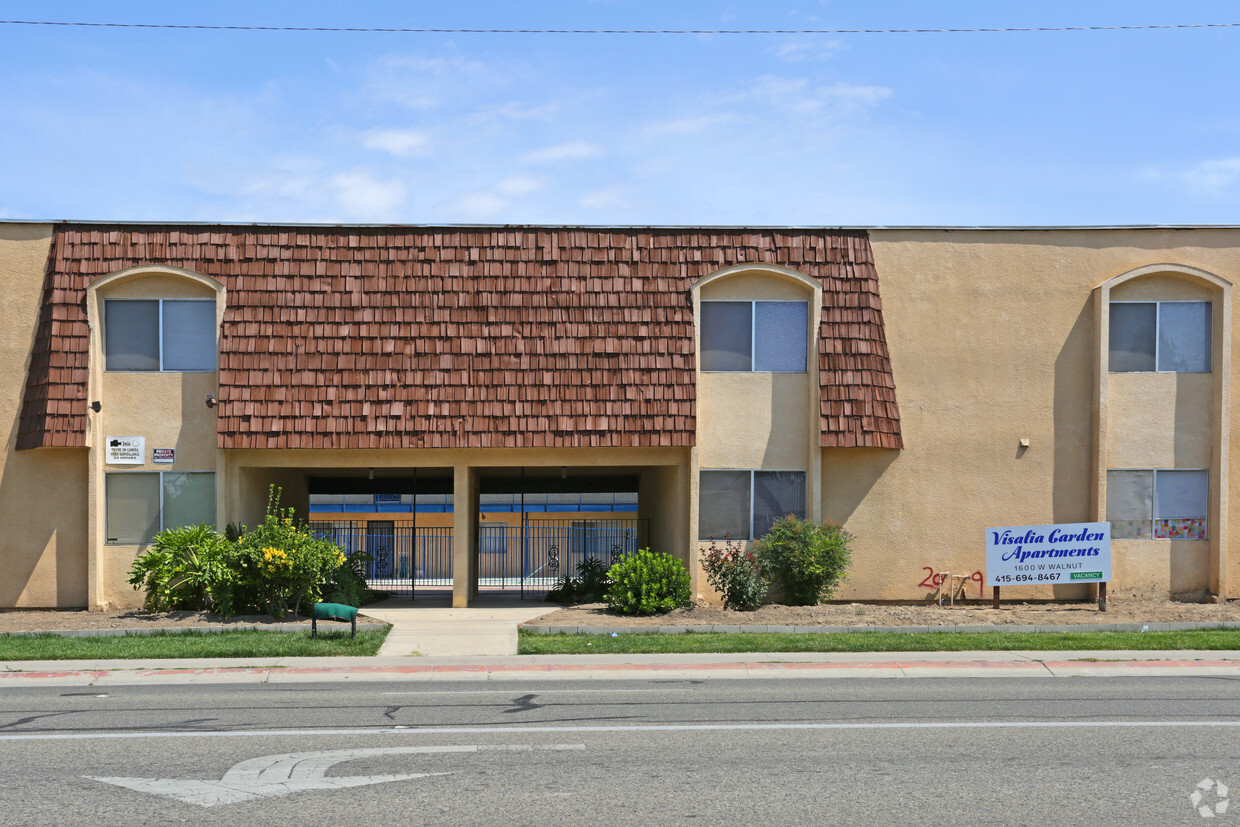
(224, 450, 689, 607)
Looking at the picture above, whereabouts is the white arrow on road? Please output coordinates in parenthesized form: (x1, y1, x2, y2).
(89, 743, 584, 807)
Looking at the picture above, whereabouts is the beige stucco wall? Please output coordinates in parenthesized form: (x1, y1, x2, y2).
(86, 271, 223, 608)
(855, 229, 1240, 601)
(0, 225, 89, 608)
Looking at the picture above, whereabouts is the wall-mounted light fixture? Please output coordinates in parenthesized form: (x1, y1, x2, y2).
(368, 468, 375, 480)
(560, 466, 568, 479)
(205, 393, 217, 409)
(89, 401, 102, 413)
(1019, 438, 1030, 448)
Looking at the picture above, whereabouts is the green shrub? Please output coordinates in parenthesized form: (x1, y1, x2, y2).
(701, 536, 768, 611)
(323, 551, 382, 607)
(218, 488, 348, 618)
(754, 517, 853, 605)
(546, 556, 613, 604)
(127, 524, 233, 612)
(605, 548, 692, 616)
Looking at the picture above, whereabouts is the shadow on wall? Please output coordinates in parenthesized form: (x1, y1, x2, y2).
(0, 405, 89, 608)
(1051, 301, 1095, 600)
(821, 447, 900, 526)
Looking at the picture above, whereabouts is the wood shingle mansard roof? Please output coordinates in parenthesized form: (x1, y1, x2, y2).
(17, 224, 902, 451)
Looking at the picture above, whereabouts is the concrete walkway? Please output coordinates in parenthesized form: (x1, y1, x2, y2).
(358, 593, 555, 657)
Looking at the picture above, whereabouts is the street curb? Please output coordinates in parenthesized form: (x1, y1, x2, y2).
(520, 620, 1240, 635)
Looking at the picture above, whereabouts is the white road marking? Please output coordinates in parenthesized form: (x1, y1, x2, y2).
(88, 744, 584, 807)
(8, 720, 1240, 743)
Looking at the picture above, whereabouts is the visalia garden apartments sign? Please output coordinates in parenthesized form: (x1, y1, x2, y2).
(985, 521, 1112, 609)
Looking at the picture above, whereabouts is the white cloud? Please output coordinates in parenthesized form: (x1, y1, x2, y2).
(495, 175, 544, 197)
(639, 113, 738, 139)
(732, 76, 892, 117)
(448, 191, 509, 219)
(443, 176, 546, 220)
(521, 141, 605, 163)
(580, 185, 632, 212)
(466, 100, 561, 126)
(1173, 157, 1240, 195)
(331, 170, 407, 217)
(772, 37, 846, 63)
(360, 127, 431, 157)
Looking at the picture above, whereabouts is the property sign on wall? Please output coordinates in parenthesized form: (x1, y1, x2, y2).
(152, 448, 175, 464)
(105, 435, 145, 465)
(985, 521, 1111, 587)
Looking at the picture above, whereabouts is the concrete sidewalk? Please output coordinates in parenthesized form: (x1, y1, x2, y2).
(3, 650, 1239, 686)
(359, 593, 555, 657)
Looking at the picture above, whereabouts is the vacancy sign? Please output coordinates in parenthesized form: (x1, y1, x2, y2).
(105, 436, 144, 465)
(985, 521, 1111, 587)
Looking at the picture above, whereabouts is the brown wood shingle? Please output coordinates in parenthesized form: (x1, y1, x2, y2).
(17, 224, 901, 450)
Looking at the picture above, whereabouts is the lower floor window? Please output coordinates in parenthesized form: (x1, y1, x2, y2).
(1107, 469, 1208, 540)
(105, 471, 216, 544)
(699, 470, 806, 540)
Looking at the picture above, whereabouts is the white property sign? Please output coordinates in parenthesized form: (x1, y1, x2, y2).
(105, 435, 144, 465)
(985, 522, 1111, 587)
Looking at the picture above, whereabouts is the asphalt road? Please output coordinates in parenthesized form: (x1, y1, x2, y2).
(1, 676, 1238, 825)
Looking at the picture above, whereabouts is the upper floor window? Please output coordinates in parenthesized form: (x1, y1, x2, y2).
(1109, 301, 1211, 373)
(104, 298, 216, 372)
(700, 300, 808, 372)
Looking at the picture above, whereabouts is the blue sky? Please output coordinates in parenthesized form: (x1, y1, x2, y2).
(2, 1, 1240, 225)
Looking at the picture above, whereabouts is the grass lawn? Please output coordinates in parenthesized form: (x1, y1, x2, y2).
(518, 628, 1240, 655)
(0, 627, 389, 661)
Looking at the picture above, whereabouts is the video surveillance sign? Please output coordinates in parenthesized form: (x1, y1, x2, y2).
(105, 435, 144, 465)
(985, 521, 1111, 586)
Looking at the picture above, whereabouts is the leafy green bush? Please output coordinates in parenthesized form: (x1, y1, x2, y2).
(605, 548, 692, 616)
(701, 536, 768, 611)
(127, 524, 233, 612)
(546, 556, 612, 604)
(324, 551, 382, 607)
(127, 488, 349, 619)
(754, 517, 852, 605)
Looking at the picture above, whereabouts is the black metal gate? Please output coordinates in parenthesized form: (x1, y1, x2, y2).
(311, 518, 648, 599)
(310, 521, 452, 599)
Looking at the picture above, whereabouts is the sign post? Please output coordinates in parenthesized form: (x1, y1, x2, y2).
(985, 522, 1111, 611)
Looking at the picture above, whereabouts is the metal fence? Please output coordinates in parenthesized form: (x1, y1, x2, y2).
(310, 518, 649, 599)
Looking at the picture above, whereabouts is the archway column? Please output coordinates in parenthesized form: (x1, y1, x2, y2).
(452, 464, 480, 607)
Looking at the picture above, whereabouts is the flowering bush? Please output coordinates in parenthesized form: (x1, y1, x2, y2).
(219, 488, 349, 618)
(701, 536, 768, 611)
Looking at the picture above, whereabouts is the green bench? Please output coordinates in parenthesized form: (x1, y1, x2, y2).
(311, 602, 359, 639)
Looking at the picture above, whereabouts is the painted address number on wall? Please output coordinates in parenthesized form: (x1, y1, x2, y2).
(918, 568, 983, 597)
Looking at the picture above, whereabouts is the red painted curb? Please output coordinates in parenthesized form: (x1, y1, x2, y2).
(2, 659, 1238, 681)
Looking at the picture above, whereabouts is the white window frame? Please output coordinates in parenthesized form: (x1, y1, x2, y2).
(700, 300, 809, 373)
(699, 468, 807, 540)
(103, 297, 217, 373)
(104, 470, 216, 544)
(1109, 300, 1212, 374)
(1106, 467, 1209, 539)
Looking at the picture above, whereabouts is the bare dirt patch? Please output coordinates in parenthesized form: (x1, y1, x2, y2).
(529, 599, 1240, 629)
(0, 609, 386, 634)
